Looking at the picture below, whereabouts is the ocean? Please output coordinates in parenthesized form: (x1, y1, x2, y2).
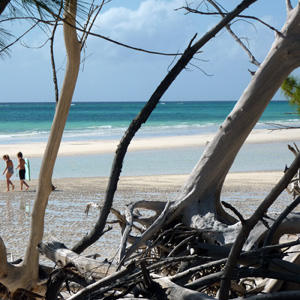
(0, 101, 299, 143)
(0, 101, 299, 178)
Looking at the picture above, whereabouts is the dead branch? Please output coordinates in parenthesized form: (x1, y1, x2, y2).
(222, 201, 245, 224)
(289, 144, 299, 156)
(219, 152, 300, 299)
(38, 242, 114, 280)
(66, 262, 135, 300)
(118, 204, 135, 263)
(80, 0, 109, 49)
(207, 0, 260, 66)
(50, 7, 61, 104)
(180, 4, 282, 36)
(119, 201, 172, 266)
(154, 276, 215, 299)
(263, 195, 300, 247)
(0, 20, 41, 55)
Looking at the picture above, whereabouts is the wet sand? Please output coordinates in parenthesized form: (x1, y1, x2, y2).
(0, 171, 295, 262)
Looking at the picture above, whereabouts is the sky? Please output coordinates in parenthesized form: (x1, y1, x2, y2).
(1, 0, 300, 102)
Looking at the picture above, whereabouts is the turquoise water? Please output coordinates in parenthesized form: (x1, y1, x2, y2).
(0, 101, 299, 178)
(0, 101, 298, 143)
(21, 143, 294, 179)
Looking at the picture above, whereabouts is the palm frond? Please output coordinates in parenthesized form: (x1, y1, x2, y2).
(0, 27, 13, 59)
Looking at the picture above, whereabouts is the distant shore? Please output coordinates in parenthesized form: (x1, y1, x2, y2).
(1, 128, 300, 158)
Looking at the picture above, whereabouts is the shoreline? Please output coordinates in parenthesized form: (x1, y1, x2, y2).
(1, 128, 300, 158)
(0, 171, 285, 193)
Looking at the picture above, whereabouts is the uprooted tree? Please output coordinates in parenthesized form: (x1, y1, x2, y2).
(2, 0, 300, 299)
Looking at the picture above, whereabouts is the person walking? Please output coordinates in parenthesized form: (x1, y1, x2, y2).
(16, 152, 29, 191)
(2, 154, 14, 192)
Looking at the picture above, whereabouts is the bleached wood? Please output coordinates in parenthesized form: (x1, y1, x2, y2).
(154, 276, 215, 300)
(39, 242, 114, 279)
(119, 204, 135, 262)
(120, 201, 171, 264)
(0, 0, 81, 293)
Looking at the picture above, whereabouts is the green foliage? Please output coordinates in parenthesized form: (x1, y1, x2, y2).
(281, 75, 300, 114)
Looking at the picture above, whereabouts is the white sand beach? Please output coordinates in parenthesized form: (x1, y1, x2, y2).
(1, 128, 300, 158)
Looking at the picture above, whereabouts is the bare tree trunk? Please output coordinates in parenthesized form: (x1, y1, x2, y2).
(0, 0, 81, 293)
(23, 0, 81, 284)
(168, 3, 300, 228)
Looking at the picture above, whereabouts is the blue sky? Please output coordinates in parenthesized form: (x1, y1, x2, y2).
(1, 0, 299, 102)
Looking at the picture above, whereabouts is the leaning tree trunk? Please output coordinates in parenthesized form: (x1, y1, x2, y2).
(0, 0, 81, 294)
(72, 0, 258, 255)
(168, 2, 300, 228)
(120, 1, 300, 264)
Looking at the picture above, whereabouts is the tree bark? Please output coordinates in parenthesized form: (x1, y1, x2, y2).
(39, 242, 114, 279)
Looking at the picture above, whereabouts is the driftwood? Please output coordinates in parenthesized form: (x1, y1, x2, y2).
(66, 262, 136, 300)
(38, 231, 300, 299)
(38, 241, 115, 280)
(219, 152, 300, 298)
(153, 276, 215, 300)
(38, 212, 300, 299)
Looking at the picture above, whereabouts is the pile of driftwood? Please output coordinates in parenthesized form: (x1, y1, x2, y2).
(38, 212, 300, 300)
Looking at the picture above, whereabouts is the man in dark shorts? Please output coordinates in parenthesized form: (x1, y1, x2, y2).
(16, 152, 29, 191)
